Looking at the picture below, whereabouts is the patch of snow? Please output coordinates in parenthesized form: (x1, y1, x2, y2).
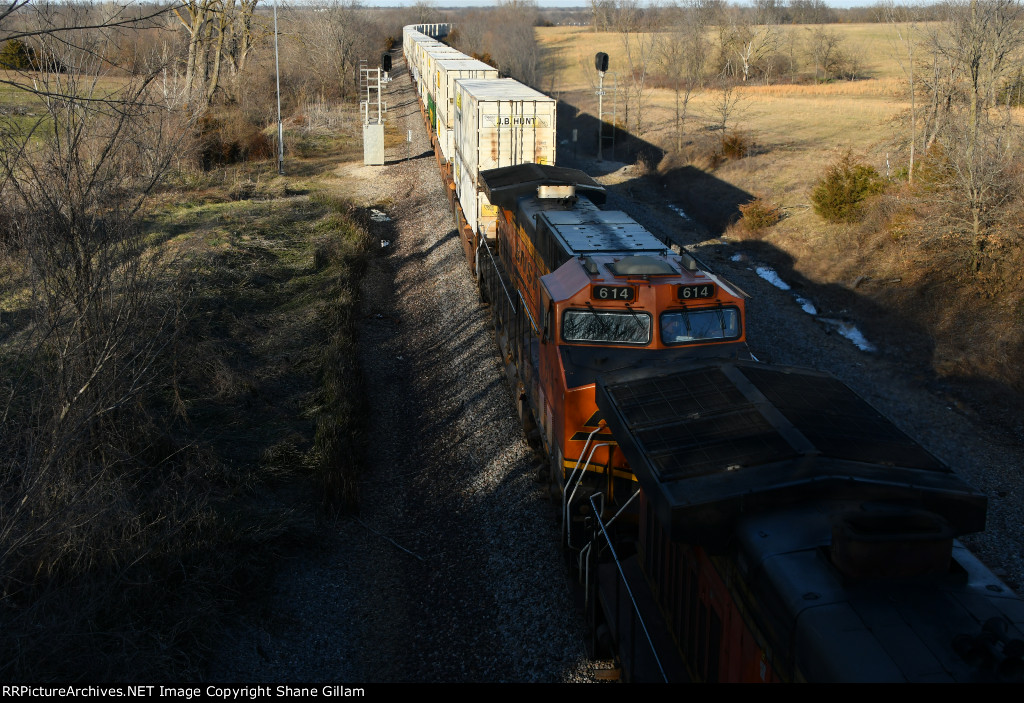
(755, 266, 791, 291)
(730, 253, 744, 262)
(667, 204, 692, 221)
(821, 318, 876, 353)
(795, 296, 817, 316)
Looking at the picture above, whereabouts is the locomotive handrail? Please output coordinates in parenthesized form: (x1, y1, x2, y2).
(580, 489, 639, 599)
(518, 290, 539, 336)
(481, 239, 515, 311)
(605, 485, 640, 530)
(565, 442, 609, 550)
(564, 426, 605, 550)
(589, 492, 668, 683)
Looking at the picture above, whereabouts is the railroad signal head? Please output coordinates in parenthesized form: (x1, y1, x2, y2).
(595, 52, 609, 73)
(381, 53, 392, 73)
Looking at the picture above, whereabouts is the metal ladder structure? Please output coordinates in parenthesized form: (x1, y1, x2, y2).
(360, 57, 391, 165)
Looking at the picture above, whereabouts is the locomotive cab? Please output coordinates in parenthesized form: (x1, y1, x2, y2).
(479, 163, 749, 500)
(538, 252, 748, 493)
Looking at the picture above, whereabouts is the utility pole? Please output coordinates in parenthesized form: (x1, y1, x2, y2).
(595, 52, 608, 162)
(274, 0, 283, 175)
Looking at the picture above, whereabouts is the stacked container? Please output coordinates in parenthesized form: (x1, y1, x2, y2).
(434, 59, 498, 162)
(413, 40, 446, 98)
(421, 46, 466, 129)
(453, 79, 557, 239)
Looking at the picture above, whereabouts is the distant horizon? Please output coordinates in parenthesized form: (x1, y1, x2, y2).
(362, 0, 892, 8)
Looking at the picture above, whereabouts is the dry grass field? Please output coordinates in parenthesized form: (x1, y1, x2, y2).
(541, 23, 914, 191)
(542, 24, 926, 270)
(539, 22, 1024, 413)
(541, 23, 924, 294)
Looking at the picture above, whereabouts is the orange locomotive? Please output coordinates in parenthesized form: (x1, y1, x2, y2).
(477, 164, 749, 498)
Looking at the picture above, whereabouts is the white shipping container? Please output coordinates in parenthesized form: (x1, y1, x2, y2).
(407, 32, 437, 79)
(437, 110, 454, 162)
(454, 79, 556, 177)
(454, 151, 477, 239)
(403, 28, 428, 62)
(435, 59, 497, 127)
(453, 79, 556, 236)
(454, 152, 502, 240)
(422, 46, 466, 103)
(435, 59, 498, 162)
(413, 40, 446, 96)
(418, 45, 456, 84)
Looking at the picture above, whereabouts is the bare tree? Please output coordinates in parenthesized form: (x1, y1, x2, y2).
(729, 10, 781, 84)
(807, 25, 844, 82)
(172, 0, 217, 107)
(172, 0, 261, 110)
(788, 0, 836, 25)
(221, 0, 261, 103)
(659, 0, 710, 151)
(589, 0, 617, 31)
(615, 0, 657, 136)
(302, 0, 375, 101)
(712, 77, 744, 135)
(925, 0, 1024, 251)
(884, 1, 921, 182)
(781, 25, 803, 80)
(450, 1, 541, 87)
(410, 0, 442, 25)
(0, 5, 194, 675)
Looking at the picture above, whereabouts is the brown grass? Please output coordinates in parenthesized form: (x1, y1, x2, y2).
(539, 24, 1024, 406)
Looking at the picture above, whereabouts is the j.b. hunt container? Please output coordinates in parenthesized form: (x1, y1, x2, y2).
(454, 151, 492, 244)
(453, 79, 556, 239)
(434, 59, 499, 162)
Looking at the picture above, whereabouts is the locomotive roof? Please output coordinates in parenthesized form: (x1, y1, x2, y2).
(736, 504, 1024, 682)
(596, 360, 987, 546)
(531, 200, 670, 257)
(479, 164, 606, 207)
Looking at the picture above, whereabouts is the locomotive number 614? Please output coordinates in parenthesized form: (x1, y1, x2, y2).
(592, 285, 635, 301)
(677, 283, 717, 300)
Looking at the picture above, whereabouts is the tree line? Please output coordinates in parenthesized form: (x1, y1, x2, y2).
(562, 0, 1024, 253)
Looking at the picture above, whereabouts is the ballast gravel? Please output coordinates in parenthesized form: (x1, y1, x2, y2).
(209, 54, 597, 684)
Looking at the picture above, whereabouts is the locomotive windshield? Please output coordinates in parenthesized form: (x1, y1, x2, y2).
(563, 309, 651, 345)
(660, 308, 741, 345)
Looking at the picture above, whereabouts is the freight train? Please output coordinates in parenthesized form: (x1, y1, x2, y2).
(400, 24, 1024, 682)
